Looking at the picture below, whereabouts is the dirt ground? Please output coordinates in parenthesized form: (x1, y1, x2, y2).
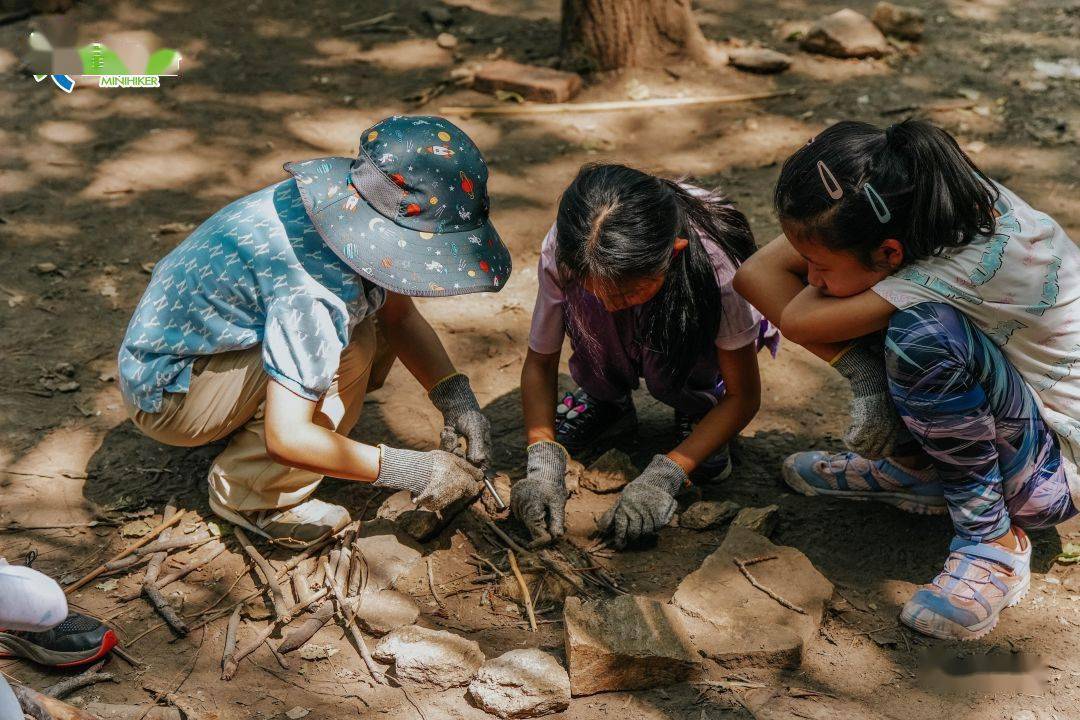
(2, 0, 1080, 718)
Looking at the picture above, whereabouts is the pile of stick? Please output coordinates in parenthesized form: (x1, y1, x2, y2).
(218, 524, 386, 684)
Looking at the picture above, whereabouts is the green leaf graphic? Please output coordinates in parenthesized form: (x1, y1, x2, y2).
(145, 48, 181, 76)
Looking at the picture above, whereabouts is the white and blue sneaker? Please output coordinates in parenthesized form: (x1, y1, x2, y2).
(782, 450, 947, 515)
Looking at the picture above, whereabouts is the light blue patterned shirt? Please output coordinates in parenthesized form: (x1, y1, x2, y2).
(119, 179, 386, 413)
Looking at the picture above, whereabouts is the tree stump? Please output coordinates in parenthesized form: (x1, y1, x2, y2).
(559, 0, 715, 71)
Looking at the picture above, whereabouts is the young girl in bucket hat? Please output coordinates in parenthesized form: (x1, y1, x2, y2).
(734, 119, 1080, 640)
(118, 115, 512, 549)
(512, 163, 777, 549)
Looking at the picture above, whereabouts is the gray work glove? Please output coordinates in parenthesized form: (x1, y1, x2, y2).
(375, 445, 485, 512)
(834, 338, 912, 460)
(429, 374, 492, 467)
(511, 441, 570, 548)
(598, 454, 685, 549)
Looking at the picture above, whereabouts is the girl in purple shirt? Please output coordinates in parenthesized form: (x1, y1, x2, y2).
(512, 163, 776, 548)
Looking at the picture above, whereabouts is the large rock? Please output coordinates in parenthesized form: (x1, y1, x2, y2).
(376, 489, 478, 542)
(353, 588, 420, 636)
(373, 626, 485, 689)
(672, 526, 833, 669)
(679, 500, 740, 530)
(872, 2, 924, 40)
(468, 649, 571, 718)
(564, 595, 698, 696)
(731, 504, 779, 536)
(352, 532, 421, 591)
(581, 449, 638, 493)
(728, 47, 793, 74)
(800, 9, 890, 58)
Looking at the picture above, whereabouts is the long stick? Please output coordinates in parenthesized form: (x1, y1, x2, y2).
(144, 584, 189, 635)
(440, 89, 797, 118)
(734, 557, 806, 615)
(144, 501, 178, 585)
(43, 661, 115, 698)
(322, 560, 385, 685)
(66, 511, 187, 593)
(222, 605, 242, 671)
(119, 542, 225, 601)
(506, 550, 537, 632)
(220, 587, 329, 679)
(477, 514, 590, 596)
(234, 528, 290, 619)
(134, 532, 212, 556)
(13, 681, 99, 719)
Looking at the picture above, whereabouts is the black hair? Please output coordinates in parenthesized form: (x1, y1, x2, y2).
(774, 119, 999, 267)
(554, 163, 756, 383)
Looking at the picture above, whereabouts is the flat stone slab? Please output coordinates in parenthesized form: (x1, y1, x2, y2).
(731, 504, 779, 536)
(468, 649, 571, 718)
(373, 625, 485, 689)
(564, 594, 698, 696)
(801, 8, 890, 58)
(376, 489, 478, 542)
(728, 47, 793, 74)
(352, 532, 421, 591)
(353, 587, 420, 636)
(672, 526, 833, 669)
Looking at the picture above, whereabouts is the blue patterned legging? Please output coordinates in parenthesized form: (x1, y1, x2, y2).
(884, 302, 1076, 542)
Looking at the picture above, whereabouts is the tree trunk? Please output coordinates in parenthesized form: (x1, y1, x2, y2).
(559, 0, 713, 71)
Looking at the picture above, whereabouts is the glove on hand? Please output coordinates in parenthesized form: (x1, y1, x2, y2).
(375, 446, 485, 512)
(599, 454, 685, 549)
(833, 338, 912, 460)
(510, 441, 570, 548)
(429, 374, 492, 467)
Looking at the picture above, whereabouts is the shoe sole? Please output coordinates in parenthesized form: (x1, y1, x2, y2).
(0, 629, 118, 667)
(559, 414, 639, 457)
(781, 458, 948, 516)
(899, 574, 1030, 641)
(208, 497, 333, 551)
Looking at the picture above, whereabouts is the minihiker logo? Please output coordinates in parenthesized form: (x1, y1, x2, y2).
(28, 16, 181, 93)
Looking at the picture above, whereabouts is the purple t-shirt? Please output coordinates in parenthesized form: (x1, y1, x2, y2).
(528, 219, 770, 355)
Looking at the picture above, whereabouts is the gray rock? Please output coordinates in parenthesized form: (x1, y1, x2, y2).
(731, 504, 779, 536)
(801, 9, 890, 58)
(564, 595, 699, 696)
(728, 47, 793, 74)
(872, 2, 924, 40)
(373, 626, 485, 689)
(352, 532, 421, 590)
(581, 449, 638, 493)
(468, 649, 571, 718)
(679, 500, 741, 530)
(673, 526, 833, 669)
(353, 588, 420, 636)
(376, 489, 478, 542)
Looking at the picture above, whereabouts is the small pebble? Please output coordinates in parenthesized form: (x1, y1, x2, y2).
(436, 32, 458, 49)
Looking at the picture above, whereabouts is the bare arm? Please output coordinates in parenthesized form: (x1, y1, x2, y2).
(780, 285, 896, 345)
(377, 292, 456, 392)
(264, 380, 382, 481)
(521, 348, 561, 446)
(668, 343, 761, 474)
(733, 234, 848, 361)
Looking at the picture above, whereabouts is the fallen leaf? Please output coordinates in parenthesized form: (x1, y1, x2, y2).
(242, 601, 272, 621)
(207, 521, 222, 537)
(299, 643, 339, 660)
(1057, 543, 1080, 564)
(286, 707, 311, 719)
(494, 89, 524, 103)
(120, 519, 153, 538)
(158, 222, 195, 235)
(95, 579, 119, 592)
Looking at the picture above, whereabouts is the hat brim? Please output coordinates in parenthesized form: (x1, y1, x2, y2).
(285, 157, 512, 298)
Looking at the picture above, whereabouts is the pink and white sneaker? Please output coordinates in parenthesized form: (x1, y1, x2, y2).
(900, 529, 1031, 641)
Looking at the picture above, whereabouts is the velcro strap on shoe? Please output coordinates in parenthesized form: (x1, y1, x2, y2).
(948, 537, 1019, 571)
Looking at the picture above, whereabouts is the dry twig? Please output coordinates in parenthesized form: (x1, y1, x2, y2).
(322, 560, 385, 685)
(734, 557, 806, 615)
(506, 549, 537, 632)
(65, 511, 187, 593)
(234, 528, 290, 619)
(43, 660, 115, 698)
(426, 558, 445, 609)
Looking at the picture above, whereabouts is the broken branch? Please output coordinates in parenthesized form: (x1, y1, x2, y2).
(65, 510, 187, 593)
(43, 660, 116, 698)
(322, 559, 385, 685)
(506, 549, 537, 632)
(234, 528, 290, 619)
(734, 557, 807, 615)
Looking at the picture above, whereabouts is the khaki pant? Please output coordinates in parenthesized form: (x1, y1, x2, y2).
(128, 317, 397, 512)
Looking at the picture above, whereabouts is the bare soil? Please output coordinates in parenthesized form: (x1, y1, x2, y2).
(1, 0, 1079, 719)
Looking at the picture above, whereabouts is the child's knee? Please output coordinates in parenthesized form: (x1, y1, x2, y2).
(885, 302, 969, 380)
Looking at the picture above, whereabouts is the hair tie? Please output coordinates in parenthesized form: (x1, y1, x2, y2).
(863, 183, 891, 224)
(817, 161, 843, 200)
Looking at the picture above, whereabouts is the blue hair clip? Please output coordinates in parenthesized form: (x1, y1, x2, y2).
(863, 183, 891, 224)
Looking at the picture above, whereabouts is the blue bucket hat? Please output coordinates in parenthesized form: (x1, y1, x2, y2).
(284, 115, 511, 297)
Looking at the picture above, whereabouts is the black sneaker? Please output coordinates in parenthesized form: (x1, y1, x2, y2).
(555, 388, 637, 456)
(675, 410, 732, 482)
(0, 613, 117, 667)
